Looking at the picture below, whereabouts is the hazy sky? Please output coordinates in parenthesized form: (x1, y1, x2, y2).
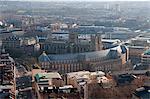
(5, 0, 150, 1)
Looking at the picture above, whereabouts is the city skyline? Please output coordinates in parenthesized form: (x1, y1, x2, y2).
(0, 0, 149, 98)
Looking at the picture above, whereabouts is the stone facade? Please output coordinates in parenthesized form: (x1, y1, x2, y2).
(128, 46, 148, 65)
(141, 49, 150, 69)
(40, 33, 103, 54)
(2, 36, 22, 49)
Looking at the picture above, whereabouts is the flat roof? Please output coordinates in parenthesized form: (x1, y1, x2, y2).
(0, 64, 5, 67)
(0, 85, 13, 89)
(59, 85, 73, 89)
(35, 72, 62, 80)
(102, 39, 120, 43)
(67, 71, 90, 78)
(144, 49, 150, 55)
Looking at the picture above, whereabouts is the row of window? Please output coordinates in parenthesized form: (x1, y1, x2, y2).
(42, 62, 83, 74)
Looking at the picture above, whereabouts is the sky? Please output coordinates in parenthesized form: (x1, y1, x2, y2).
(5, 0, 150, 2)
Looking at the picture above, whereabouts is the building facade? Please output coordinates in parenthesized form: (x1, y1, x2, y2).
(141, 49, 150, 69)
(0, 49, 15, 98)
(2, 36, 22, 49)
(40, 33, 103, 54)
(128, 46, 149, 65)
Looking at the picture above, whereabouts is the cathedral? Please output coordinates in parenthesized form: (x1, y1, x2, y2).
(38, 32, 129, 74)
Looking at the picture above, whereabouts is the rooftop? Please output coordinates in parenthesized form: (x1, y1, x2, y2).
(144, 49, 150, 55)
(38, 51, 51, 62)
(102, 39, 121, 43)
(67, 71, 90, 78)
(67, 71, 105, 81)
(135, 87, 150, 99)
(35, 72, 62, 81)
(39, 45, 127, 62)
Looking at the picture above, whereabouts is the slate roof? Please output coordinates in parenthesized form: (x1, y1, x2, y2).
(38, 51, 51, 62)
(134, 87, 150, 99)
(107, 50, 121, 59)
(120, 45, 128, 54)
(144, 49, 150, 55)
(38, 45, 128, 62)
